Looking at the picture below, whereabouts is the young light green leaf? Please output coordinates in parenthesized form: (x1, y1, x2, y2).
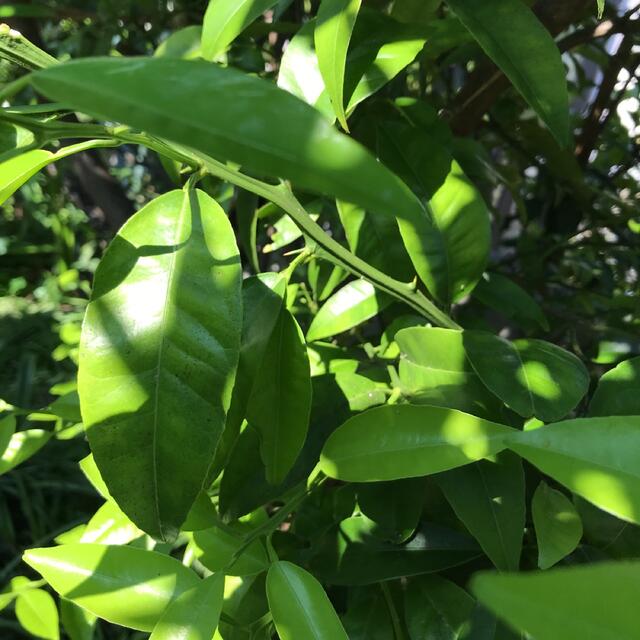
(0, 414, 16, 457)
(80, 501, 143, 546)
(597, 0, 605, 18)
(31, 58, 443, 298)
(444, 0, 569, 145)
(150, 574, 224, 640)
(405, 574, 475, 640)
(335, 371, 386, 412)
(247, 306, 312, 484)
(307, 279, 391, 342)
(0, 429, 50, 475)
(60, 599, 96, 640)
(15, 588, 59, 640)
(315, 0, 362, 131)
(396, 327, 501, 418)
(589, 356, 640, 417)
(472, 562, 640, 640)
(202, 0, 279, 60)
(154, 25, 202, 59)
(532, 481, 583, 570)
(78, 189, 242, 541)
(320, 404, 513, 482)
(464, 332, 589, 422)
(23, 544, 200, 632)
(0, 141, 114, 206)
(266, 561, 349, 639)
(436, 452, 525, 571)
(508, 417, 640, 525)
(79, 454, 109, 499)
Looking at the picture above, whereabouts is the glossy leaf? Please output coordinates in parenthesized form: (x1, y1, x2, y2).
(396, 327, 501, 418)
(80, 501, 143, 546)
(32, 58, 443, 294)
(320, 404, 513, 482)
(589, 356, 640, 417)
(0, 141, 114, 206)
(311, 517, 481, 585)
(0, 429, 50, 475)
(266, 561, 349, 639)
(307, 279, 391, 342)
(23, 544, 200, 632)
(464, 332, 589, 422)
(474, 273, 549, 332)
(508, 417, 640, 525)
(59, 600, 96, 640)
(79, 454, 109, 499)
(335, 371, 386, 412)
(154, 25, 202, 59)
(405, 574, 475, 640)
(247, 306, 312, 484)
(444, 0, 569, 145)
(78, 189, 242, 541)
(436, 452, 525, 571)
(472, 562, 640, 640)
(342, 587, 393, 640)
(0, 414, 16, 457)
(202, 0, 279, 60)
(15, 588, 59, 640)
(315, 0, 362, 131)
(150, 573, 224, 640)
(532, 481, 583, 569)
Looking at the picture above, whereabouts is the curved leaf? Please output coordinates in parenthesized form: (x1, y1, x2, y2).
(31, 58, 442, 296)
(307, 279, 391, 342)
(23, 544, 200, 632)
(436, 452, 524, 571)
(315, 0, 362, 131)
(150, 574, 224, 640)
(0, 414, 16, 457)
(15, 589, 59, 640)
(266, 561, 349, 639)
(589, 356, 640, 417)
(247, 306, 312, 484)
(80, 501, 143, 546)
(532, 481, 583, 570)
(202, 0, 279, 60)
(464, 332, 589, 422)
(444, 0, 569, 145)
(320, 404, 513, 482)
(508, 417, 640, 525)
(0, 429, 50, 476)
(472, 562, 640, 640)
(78, 189, 242, 541)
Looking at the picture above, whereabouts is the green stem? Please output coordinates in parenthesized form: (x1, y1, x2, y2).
(381, 582, 407, 640)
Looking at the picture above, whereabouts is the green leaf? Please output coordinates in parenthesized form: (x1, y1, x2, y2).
(235, 189, 260, 273)
(444, 0, 569, 145)
(320, 404, 513, 482)
(247, 306, 312, 484)
(59, 600, 96, 640)
(154, 25, 202, 59)
(31, 58, 443, 298)
(0, 428, 50, 475)
(23, 544, 200, 632)
(435, 452, 525, 571)
(80, 501, 143, 546)
(15, 588, 59, 640)
(589, 356, 640, 417)
(335, 371, 386, 412)
(310, 518, 481, 585)
(315, 0, 362, 131)
(343, 587, 394, 640)
(597, 0, 605, 18)
(78, 189, 242, 541)
(0, 141, 113, 206)
(192, 520, 270, 577)
(472, 562, 640, 640)
(78, 454, 109, 499)
(266, 561, 349, 639)
(464, 332, 589, 422)
(473, 273, 549, 332)
(0, 414, 16, 457)
(405, 574, 475, 640)
(0, 23, 57, 69)
(202, 0, 279, 60)
(307, 279, 391, 342)
(396, 327, 501, 418)
(532, 481, 583, 570)
(357, 478, 425, 543)
(508, 417, 640, 525)
(150, 574, 224, 640)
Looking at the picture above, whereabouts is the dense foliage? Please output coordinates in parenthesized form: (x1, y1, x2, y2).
(1, 0, 639, 638)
